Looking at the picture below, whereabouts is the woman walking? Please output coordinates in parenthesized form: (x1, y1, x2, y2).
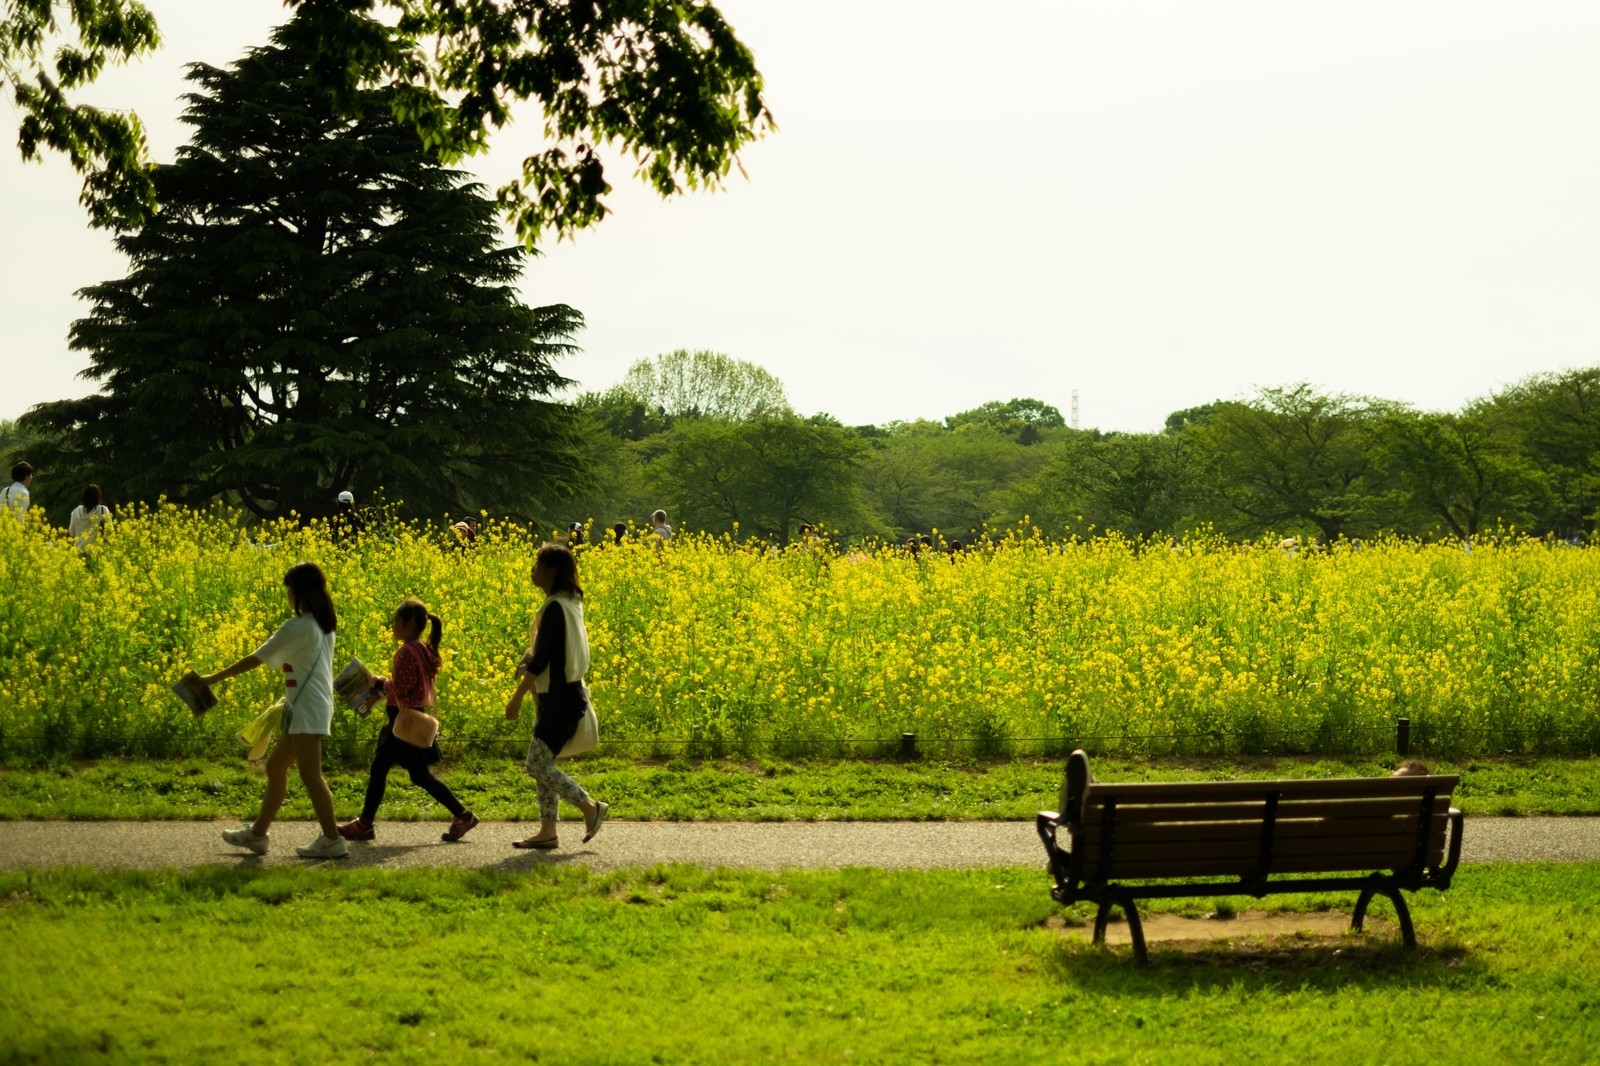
(505, 543, 608, 849)
(201, 561, 346, 858)
(338, 598, 479, 843)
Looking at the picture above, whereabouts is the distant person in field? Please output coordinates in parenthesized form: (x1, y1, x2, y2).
(568, 521, 586, 548)
(451, 518, 478, 550)
(333, 490, 364, 541)
(202, 561, 346, 859)
(611, 521, 628, 546)
(650, 509, 672, 546)
(68, 484, 112, 553)
(504, 543, 608, 850)
(4, 461, 32, 516)
(340, 597, 479, 844)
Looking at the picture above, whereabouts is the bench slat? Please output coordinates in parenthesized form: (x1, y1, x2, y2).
(1077, 815, 1444, 847)
(1080, 775, 1458, 804)
(1078, 829, 1447, 870)
(1093, 851, 1439, 880)
(1081, 799, 1453, 828)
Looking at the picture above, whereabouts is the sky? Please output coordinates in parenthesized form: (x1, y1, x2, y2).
(3, 0, 1598, 433)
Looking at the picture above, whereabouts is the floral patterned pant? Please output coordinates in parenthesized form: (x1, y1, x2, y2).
(523, 737, 589, 823)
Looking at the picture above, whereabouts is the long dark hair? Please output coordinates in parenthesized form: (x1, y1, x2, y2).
(395, 597, 442, 653)
(535, 543, 583, 599)
(81, 484, 103, 510)
(283, 562, 337, 633)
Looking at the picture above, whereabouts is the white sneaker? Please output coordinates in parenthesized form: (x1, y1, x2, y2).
(296, 834, 349, 859)
(222, 825, 269, 855)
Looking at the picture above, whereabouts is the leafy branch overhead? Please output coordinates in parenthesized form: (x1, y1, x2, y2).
(3, 0, 773, 242)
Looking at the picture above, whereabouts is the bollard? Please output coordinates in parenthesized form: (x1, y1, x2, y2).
(899, 732, 917, 759)
(1396, 717, 1410, 758)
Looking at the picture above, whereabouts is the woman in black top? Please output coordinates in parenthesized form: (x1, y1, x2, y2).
(504, 544, 608, 849)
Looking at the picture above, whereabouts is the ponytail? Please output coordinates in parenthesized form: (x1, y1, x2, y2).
(395, 597, 442, 652)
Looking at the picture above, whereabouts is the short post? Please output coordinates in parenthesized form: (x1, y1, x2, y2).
(899, 732, 917, 759)
(1396, 717, 1411, 758)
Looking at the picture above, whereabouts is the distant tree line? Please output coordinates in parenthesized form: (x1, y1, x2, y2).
(552, 356, 1600, 546)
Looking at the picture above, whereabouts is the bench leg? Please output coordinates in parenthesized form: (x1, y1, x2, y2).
(1092, 892, 1149, 964)
(1352, 881, 1417, 948)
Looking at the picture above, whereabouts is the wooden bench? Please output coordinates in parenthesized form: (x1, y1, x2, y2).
(1035, 750, 1464, 962)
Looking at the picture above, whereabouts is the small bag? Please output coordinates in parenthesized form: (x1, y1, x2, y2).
(393, 707, 440, 748)
(390, 642, 441, 748)
(559, 683, 599, 758)
(235, 698, 284, 761)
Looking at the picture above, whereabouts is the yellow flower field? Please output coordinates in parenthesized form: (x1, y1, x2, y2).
(1, 506, 1596, 760)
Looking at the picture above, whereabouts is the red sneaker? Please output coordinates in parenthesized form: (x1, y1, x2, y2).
(442, 811, 479, 842)
(337, 818, 374, 841)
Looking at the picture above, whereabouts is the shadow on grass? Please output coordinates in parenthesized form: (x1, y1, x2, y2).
(1042, 932, 1484, 993)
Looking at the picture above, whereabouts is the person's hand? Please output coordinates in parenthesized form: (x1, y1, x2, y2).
(505, 693, 522, 721)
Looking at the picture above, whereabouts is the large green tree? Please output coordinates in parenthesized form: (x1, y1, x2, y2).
(22, 7, 583, 520)
(1373, 407, 1544, 540)
(1189, 384, 1394, 540)
(1485, 368, 1600, 536)
(647, 414, 866, 544)
(620, 349, 791, 423)
(4, 0, 771, 242)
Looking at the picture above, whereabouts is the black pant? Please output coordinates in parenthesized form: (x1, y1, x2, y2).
(360, 729, 466, 822)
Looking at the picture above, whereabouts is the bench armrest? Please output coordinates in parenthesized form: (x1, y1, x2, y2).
(1036, 811, 1075, 894)
(1435, 807, 1464, 882)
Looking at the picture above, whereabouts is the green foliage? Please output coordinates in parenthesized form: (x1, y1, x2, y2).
(620, 348, 792, 422)
(21, 7, 585, 521)
(6, 0, 772, 242)
(2, 0, 160, 225)
(2, 864, 1597, 1062)
(1189, 384, 1398, 540)
(646, 413, 867, 542)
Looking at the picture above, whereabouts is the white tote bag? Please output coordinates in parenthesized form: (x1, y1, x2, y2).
(559, 683, 599, 758)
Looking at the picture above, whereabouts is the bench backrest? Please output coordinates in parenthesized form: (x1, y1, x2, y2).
(1061, 752, 1459, 882)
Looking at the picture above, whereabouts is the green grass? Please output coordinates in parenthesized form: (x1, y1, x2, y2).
(3, 754, 1599, 822)
(0, 863, 1595, 1064)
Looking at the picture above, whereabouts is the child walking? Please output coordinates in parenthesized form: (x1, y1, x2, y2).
(505, 543, 608, 849)
(339, 598, 478, 843)
(201, 561, 346, 859)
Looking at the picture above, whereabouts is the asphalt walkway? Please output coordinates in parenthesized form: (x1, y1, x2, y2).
(1, 816, 1597, 872)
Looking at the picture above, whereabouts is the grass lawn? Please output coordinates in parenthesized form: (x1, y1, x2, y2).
(1, 863, 1596, 1064)
(3, 754, 1599, 822)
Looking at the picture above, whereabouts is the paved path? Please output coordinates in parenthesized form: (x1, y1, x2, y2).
(1, 817, 1597, 872)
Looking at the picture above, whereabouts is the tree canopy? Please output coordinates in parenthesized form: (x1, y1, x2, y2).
(21, 6, 585, 521)
(4, 0, 772, 242)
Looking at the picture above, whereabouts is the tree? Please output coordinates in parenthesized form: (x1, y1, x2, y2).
(1190, 384, 1392, 540)
(4, 0, 772, 242)
(946, 397, 1066, 443)
(620, 349, 791, 423)
(647, 415, 866, 544)
(1002, 431, 1196, 538)
(2, 0, 160, 225)
(1485, 368, 1600, 536)
(21, 7, 584, 521)
(1374, 407, 1544, 540)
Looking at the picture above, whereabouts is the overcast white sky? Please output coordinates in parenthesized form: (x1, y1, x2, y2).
(3, 0, 1598, 432)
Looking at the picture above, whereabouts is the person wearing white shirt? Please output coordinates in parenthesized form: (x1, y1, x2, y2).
(200, 561, 347, 859)
(68, 484, 112, 552)
(650, 508, 672, 546)
(3, 461, 32, 516)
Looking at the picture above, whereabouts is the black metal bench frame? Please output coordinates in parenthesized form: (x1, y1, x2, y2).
(1036, 750, 1464, 963)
